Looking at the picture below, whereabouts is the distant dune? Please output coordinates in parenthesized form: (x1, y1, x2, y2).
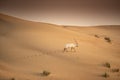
(0, 13, 120, 80)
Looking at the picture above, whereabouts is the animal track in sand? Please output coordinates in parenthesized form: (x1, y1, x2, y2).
(22, 50, 60, 59)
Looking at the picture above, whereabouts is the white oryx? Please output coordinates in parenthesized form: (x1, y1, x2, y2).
(63, 39, 78, 52)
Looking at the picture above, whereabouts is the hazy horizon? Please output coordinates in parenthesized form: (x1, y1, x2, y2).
(0, 0, 120, 26)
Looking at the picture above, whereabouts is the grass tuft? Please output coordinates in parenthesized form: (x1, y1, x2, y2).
(104, 37, 111, 43)
(101, 72, 109, 78)
(11, 78, 15, 80)
(111, 68, 119, 73)
(41, 70, 51, 76)
(103, 62, 111, 68)
(94, 34, 99, 38)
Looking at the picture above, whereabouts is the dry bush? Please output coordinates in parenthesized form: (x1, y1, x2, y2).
(104, 37, 111, 43)
(41, 70, 51, 76)
(101, 72, 109, 78)
(111, 68, 119, 73)
(103, 62, 111, 68)
(94, 34, 99, 38)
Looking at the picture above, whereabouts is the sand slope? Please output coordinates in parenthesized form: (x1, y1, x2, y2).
(0, 13, 120, 80)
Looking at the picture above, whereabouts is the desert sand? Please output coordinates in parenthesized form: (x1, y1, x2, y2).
(0, 13, 120, 80)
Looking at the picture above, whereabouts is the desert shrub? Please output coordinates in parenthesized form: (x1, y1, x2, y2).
(11, 78, 15, 80)
(111, 68, 119, 73)
(103, 62, 111, 68)
(94, 34, 99, 38)
(41, 70, 51, 76)
(101, 72, 109, 78)
(104, 37, 111, 43)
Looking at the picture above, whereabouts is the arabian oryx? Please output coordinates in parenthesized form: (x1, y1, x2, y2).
(63, 39, 78, 52)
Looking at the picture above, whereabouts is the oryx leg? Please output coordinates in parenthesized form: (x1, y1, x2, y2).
(71, 47, 76, 52)
(64, 48, 68, 52)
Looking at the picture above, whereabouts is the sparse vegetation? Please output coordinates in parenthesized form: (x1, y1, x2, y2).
(103, 62, 111, 68)
(94, 34, 99, 38)
(101, 62, 120, 79)
(111, 68, 119, 73)
(11, 78, 15, 80)
(101, 72, 109, 78)
(104, 37, 111, 43)
(41, 70, 51, 76)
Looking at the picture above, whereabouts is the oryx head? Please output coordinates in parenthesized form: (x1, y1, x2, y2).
(74, 39, 78, 47)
